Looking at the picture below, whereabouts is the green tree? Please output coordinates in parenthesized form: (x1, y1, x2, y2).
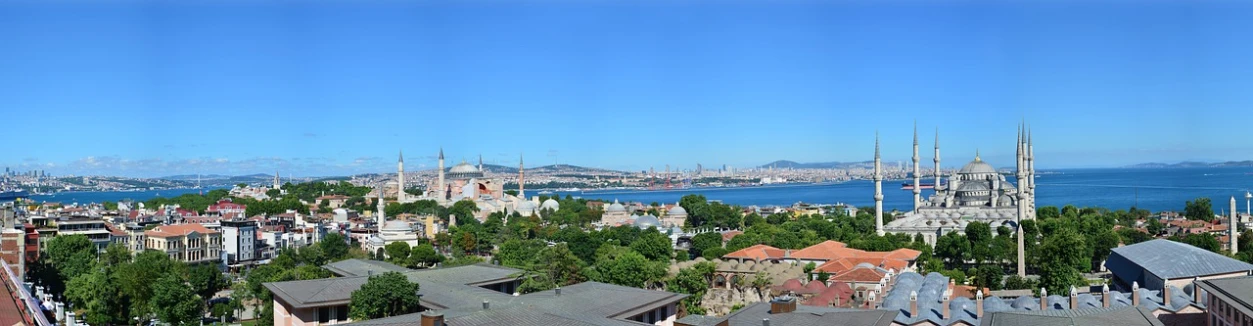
(119, 250, 184, 319)
(1145, 218, 1165, 235)
(45, 234, 97, 282)
(188, 265, 227, 308)
(975, 265, 1003, 291)
(591, 250, 666, 288)
(497, 239, 546, 268)
(630, 227, 674, 262)
(1175, 233, 1222, 253)
(349, 271, 421, 320)
(65, 268, 128, 325)
(150, 273, 203, 326)
(1185, 197, 1215, 221)
(689, 232, 723, 258)
(1037, 228, 1089, 294)
(320, 232, 351, 261)
(666, 262, 716, 315)
(408, 244, 443, 268)
(516, 244, 586, 293)
(384, 242, 411, 264)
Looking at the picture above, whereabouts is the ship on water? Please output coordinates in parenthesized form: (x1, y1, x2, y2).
(900, 182, 943, 190)
(0, 189, 30, 201)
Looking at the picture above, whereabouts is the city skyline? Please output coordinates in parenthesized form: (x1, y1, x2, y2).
(4, 0, 1253, 177)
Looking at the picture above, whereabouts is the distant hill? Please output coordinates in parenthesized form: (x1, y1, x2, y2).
(1124, 161, 1253, 168)
(441, 164, 625, 174)
(758, 160, 874, 169)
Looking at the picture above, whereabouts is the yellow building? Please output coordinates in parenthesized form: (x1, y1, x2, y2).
(145, 224, 222, 264)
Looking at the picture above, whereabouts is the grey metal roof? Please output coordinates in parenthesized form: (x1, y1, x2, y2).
(264, 261, 521, 309)
(323, 259, 410, 277)
(1107, 239, 1253, 283)
(978, 306, 1164, 326)
(350, 281, 689, 326)
(1198, 275, 1253, 311)
(680, 302, 898, 326)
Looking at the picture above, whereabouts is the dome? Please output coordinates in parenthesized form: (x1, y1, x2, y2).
(607, 200, 627, 213)
(517, 200, 538, 212)
(634, 215, 660, 228)
(668, 203, 687, 216)
(448, 161, 480, 174)
(541, 199, 560, 211)
(382, 220, 411, 232)
(958, 157, 997, 175)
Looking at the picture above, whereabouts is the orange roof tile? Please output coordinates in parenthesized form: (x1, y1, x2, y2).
(831, 266, 886, 283)
(145, 223, 218, 238)
(722, 244, 786, 261)
(790, 240, 849, 260)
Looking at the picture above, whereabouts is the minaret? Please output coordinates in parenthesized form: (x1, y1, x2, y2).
(1232, 196, 1239, 255)
(376, 183, 386, 233)
(397, 150, 406, 202)
(478, 154, 483, 172)
(874, 132, 885, 236)
(438, 147, 445, 201)
(1246, 190, 1252, 217)
(1028, 127, 1036, 219)
(934, 128, 941, 191)
(912, 123, 921, 211)
(518, 153, 525, 199)
(1015, 124, 1027, 277)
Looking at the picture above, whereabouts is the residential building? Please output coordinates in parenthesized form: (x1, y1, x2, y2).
(221, 220, 257, 266)
(144, 224, 222, 264)
(56, 217, 112, 251)
(206, 199, 246, 217)
(1106, 239, 1253, 292)
(1195, 275, 1253, 326)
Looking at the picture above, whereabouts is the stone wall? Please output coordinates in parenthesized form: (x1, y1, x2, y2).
(699, 287, 770, 316)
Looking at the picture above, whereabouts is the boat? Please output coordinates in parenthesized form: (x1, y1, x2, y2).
(901, 182, 939, 190)
(0, 189, 30, 201)
(537, 190, 554, 195)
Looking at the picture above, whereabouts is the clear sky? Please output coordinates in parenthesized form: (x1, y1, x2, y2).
(3, 0, 1252, 177)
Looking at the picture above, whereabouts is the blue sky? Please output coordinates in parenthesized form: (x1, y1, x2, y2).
(2, 0, 1252, 177)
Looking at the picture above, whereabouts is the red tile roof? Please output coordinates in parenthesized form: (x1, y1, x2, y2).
(145, 223, 218, 238)
(723, 244, 787, 261)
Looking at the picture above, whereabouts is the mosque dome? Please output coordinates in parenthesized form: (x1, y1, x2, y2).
(382, 220, 412, 232)
(541, 198, 560, 211)
(958, 156, 997, 175)
(449, 161, 480, 173)
(668, 203, 688, 217)
(517, 200, 538, 213)
(607, 200, 627, 213)
(634, 215, 660, 228)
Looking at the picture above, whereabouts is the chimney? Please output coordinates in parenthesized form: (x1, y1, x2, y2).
(55, 302, 64, 323)
(1192, 277, 1201, 304)
(762, 318, 770, 326)
(909, 291, 918, 317)
(941, 292, 951, 319)
(420, 310, 445, 326)
(1040, 288, 1048, 310)
(867, 291, 876, 309)
(976, 290, 984, 318)
(1069, 286, 1078, 309)
(784, 249, 791, 259)
(1132, 282, 1141, 306)
(66, 311, 76, 326)
(483, 300, 490, 310)
(1102, 284, 1110, 308)
(555, 287, 562, 296)
(833, 295, 840, 308)
(1162, 278, 1170, 308)
(770, 295, 798, 314)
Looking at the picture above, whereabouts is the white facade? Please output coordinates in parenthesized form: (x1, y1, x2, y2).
(222, 220, 257, 265)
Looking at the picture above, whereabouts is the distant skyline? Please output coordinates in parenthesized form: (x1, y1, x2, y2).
(4, 0, 1253, 177)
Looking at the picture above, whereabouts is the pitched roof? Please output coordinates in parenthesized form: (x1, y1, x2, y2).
(979, 306, 1164, 326)
(1197, 275, 1253, 311)
(678, 302, 899, 326)
(1107, 239, 1253, 281)
(723, 244, 787, 261)
(790, 240, 848, 260)
(145, 223, 218, 237)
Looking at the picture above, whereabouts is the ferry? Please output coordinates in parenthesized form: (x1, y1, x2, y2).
(0, 189, 29, 201)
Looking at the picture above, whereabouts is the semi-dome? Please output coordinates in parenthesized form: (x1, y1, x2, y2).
(541, 199, 560, 211)
(634, 215, 660, 228)
(607, 200, 627, 213)
(517, 200, 538, 212)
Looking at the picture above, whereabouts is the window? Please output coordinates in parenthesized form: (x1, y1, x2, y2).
(336, 306, 348, 322)
(318, 307, 330, 323)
